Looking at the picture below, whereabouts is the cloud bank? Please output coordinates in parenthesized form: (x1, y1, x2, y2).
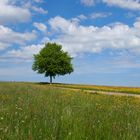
(81, 0, 140, 11)
(0, 0, 31, 24)
(6, 16, 140, 60)
(49, 16, 140, 56)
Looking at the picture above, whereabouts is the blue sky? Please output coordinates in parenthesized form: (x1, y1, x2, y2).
(0, 0, 140, 87)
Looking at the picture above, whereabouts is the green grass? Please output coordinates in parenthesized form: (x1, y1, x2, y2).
(54, 83, 140, 94)
(1, 82, 140, 140)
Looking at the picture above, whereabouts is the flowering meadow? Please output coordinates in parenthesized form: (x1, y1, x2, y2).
(54, 84, 140, 94)
(1, 82, 140, 140)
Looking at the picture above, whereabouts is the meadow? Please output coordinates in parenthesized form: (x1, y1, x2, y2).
(54, 83, 140, 94)
(1, 82, 140, 140)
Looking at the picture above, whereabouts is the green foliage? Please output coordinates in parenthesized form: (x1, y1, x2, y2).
(32, 43, 73, 82)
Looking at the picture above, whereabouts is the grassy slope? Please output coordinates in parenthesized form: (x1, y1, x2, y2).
(1, 82, 140, 140)
(54, 83, 140, 94)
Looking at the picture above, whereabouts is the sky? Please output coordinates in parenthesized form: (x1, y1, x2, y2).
(0, 0, 140, 87)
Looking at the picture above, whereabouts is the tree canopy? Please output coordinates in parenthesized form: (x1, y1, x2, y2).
(32, 42, 73, 83)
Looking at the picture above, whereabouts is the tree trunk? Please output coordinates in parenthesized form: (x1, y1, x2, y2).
(50, 75, 52, 84)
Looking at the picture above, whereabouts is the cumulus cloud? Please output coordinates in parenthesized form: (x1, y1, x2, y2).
(0, 25, 36, 50)
(0, 0, 31, 24)
(4, 16, 140, 60)
(33, 22, 47, 32)
(49, 16, 140, 56)
(103, 0, 140, 11)
(81, 0, 95, 6)
(6, 44, 44, 60)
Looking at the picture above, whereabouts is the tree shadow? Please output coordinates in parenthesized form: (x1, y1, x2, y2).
(37, 82, 50, 85)
(37, 82, 66, 85)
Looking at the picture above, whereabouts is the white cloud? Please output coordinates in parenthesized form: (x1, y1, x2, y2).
(49, 16, 78, 33)
(0, 25, 36, 50)
(49, 16, 140, 56)
(90, 12, 112, 19)
(3, 40, 48, 61)
(33, 22, 47, 32)
(81, 0, 94, 6)
(0, 0, 31, 24)
(23, 1, 48, 14)
(103, 0, 140, 10)
(0, 42, 10, 50)
(134, 19, 140, 28)
(41, 37, 50, 43)
(0, 0, 9, 4)
(32, 6, 48, 14)
(81, 0, 140, 11)
(77, 14, 87, 20)
(125, 12, 137, 18)
(33, 0, 43, 3)
(6, 44, 44, 60)
(3, 16, 140, 60)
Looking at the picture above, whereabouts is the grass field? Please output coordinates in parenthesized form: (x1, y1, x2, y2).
(54, 83, 140, 94)
(1, 82, 140, 140)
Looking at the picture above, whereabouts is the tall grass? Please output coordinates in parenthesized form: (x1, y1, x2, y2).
(1, 82, 140, 140)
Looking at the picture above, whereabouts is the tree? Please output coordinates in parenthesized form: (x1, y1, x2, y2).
(32, 42, 74, 84)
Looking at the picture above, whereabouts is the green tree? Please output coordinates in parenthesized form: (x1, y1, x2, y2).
(32, 42, 74, 84)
